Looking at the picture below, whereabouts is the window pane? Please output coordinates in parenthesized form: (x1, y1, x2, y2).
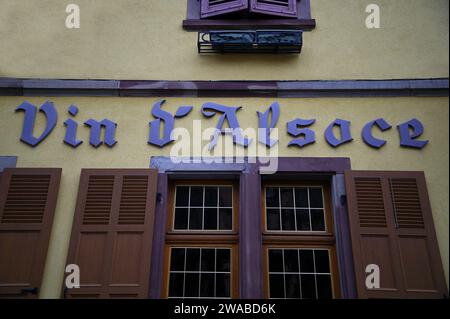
(309, 187, 323, 208)
(299, 250, 314, 273)
(189, 208, 203, 230)
(216, 249, 231, 272)
(268, 249, 283, 272)
(170, 248, 185, 271)
(168, 273, 184, 297)
(204, 187, 218, 207)
(219, 208, 232, 230)
(200, 273, 215, 297)
(281, 209, 295, 231)
(174, 208, 188, 230)
(311, 209, 325, 231)
(285, 274, 300, 298)
(204, 208, 218, 230)
(267, 209, 280, 230)
(201, 249, 215, 272)
(175, 186, 189, 206)
(266, 187, 280, 207)
(216, 273, 231, 297)
(280, 188, 294, 207)
(300, 274, 316, 299)
(284, 249, 299, 272)
(185, 273, 200, 297)
(314, 250, 330, 273)
(295, 187, 308, 207)
(219, 187, 232, 207)
(190, 186, 203, 206)
(186, 248, 200, 271)
(316, 274, 333, 299)
(296, 209, 310, 231)
(269, 274, 284, 298)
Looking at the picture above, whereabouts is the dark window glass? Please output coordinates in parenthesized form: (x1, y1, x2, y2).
(204, 208, 218, 230)
(170, 248, 185, 271)
(189, 208, 203, 230)
(174, 208, 188, 230)
(285, 274, 300, 298)
(216, 249, 231, 272)
(281, 209, 295, 231)
(267, 209, 280, 230)
(175, 186, 189, 206)
(216, 273, 230, 297)
(314, 250, 330, 273)
(280, 188, 294, 207)
(219, 208, 232, 230)
(269, 274, 284, 298)
(185, 273, 200, 297)
(201, 249, 215, 272)
(190, 186, 204, 206)
(204, 187, 218, 207)
(200, 273, 215, 297)
(316, 274, 333, 299)
(168, 273, 184, 297)
(295, 187, 308, 207)
(299, 250, 314, 273)
(268, 249, 283, 272)
(296, 209, 310, 231)
(186, 248, 200, 271)
(284, 250, 299, 272)
(219, 187, 232, 207)
(309, 187, 323, 208)
(266, 187, 280, 207)
(311, 209, 325, 231)
(300, 274, 316, 299)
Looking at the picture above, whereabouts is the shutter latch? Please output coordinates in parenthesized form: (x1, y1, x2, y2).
(340, 195, 347, 206)
(156, 192, 163, 203)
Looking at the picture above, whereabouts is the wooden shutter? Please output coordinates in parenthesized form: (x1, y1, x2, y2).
(201, 0, 248, 18)
(249, 0, 297, 18)
(345, 171, 448, 298)
(65, 169, 158, 298)
(0, 168, 61, 298)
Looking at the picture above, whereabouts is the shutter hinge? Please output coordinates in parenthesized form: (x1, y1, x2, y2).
(156, 192, 163, 203)
(340, 195, 347, 206)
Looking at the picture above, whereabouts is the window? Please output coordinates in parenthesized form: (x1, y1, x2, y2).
(162, 180, 239, 298)
(183, 0, 315, 31)
(262, 181, 340, 299)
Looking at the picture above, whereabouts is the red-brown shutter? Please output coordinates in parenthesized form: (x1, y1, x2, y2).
(201, 0, 248, 18)
(0, 168, 61, 298)
(249, 0, 297, 18)
(65, 169, 158, 298)
(345, 170, 448, 298)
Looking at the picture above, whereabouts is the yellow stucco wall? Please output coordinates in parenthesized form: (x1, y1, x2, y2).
(0, 0, 448, 80)
(0, 96, 448, 298)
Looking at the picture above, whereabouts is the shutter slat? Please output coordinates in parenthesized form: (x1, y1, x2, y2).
(250, 0, 297, 18)
(354, 177, 387, 228)
(201, 0, 248, 18)
(390, 178, 424, 228)
(82, 176, 114, 225)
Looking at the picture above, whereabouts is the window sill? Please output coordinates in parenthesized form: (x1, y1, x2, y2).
(183, 18, 316, 31)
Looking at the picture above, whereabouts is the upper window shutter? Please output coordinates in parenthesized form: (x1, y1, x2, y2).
(65, 169, 158, 298)
(249, 0, 298, 18)
(201, 0, 248, 18)
(0, 168, 61, 298)
(345, 170, 448, 299)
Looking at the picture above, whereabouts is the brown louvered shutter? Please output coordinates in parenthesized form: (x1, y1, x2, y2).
(249, 0, 298, 18)
(0, 168, 61, 298)
(201, 0, 248, 18)
(345, 171, 448, 298)
(65, 169, 158, 298)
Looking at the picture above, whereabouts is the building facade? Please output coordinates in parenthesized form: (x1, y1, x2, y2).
(0, 0, 448, 299)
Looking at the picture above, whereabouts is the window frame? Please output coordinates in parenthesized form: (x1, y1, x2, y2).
(183, 0, 316, 31)
(162, 243, 240, 299)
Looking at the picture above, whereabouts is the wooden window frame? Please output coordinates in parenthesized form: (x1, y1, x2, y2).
(261, 180, 340, 299)
(162, 243, 239, 299)
(262, 243, 341, 299)
(162, 179, 240, 298)
(184, 0, 316, 31)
